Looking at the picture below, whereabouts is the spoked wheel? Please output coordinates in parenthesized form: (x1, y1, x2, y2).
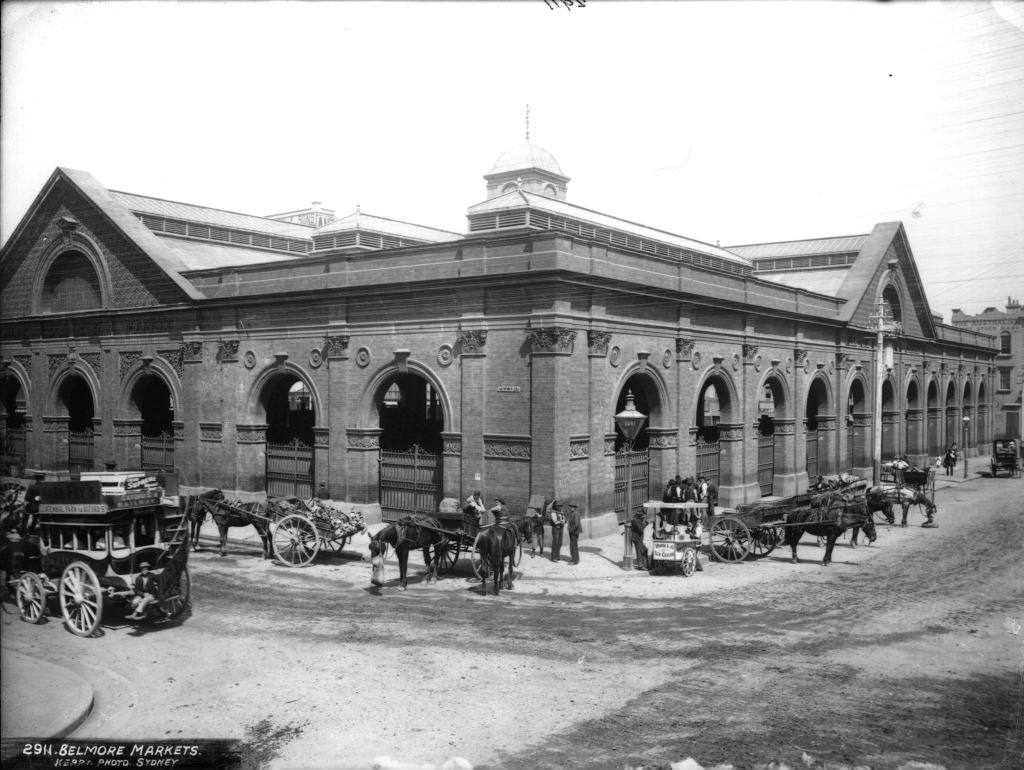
(472, 531, 486, 581)
(159, 565, 191, 619)
(321, 535, 349, 554)
(709, 517, 750, 562)
(17, 573, 46, 624)
(273, 514, 320, 566)
(434, 539, 460, 575)
(59, 561, 103, 637)
(512, 534, 523, 568)
(747, 526, 782, 559)
(680, 548, 697, 577)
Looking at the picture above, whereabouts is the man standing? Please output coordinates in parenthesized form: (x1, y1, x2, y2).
(565, 503, 582, 565)
(548, 499, 565, 562)
(630, 509, 649, 570)
(526, 499, 546, 557)
(703, 478, 719, 517)
(943, 444, 958, 477)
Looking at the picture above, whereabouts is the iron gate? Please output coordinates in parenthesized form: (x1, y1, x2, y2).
(757, 435, 774, 496)
(805, 431, 818, 479)
(3, 427, 26, 468)
(267, 438, 314, 498)
(68, 430, 95, 473)
(695, 438, 720, 489)
(141, 432, 175, 470)
(614, 448, 649, 522)
(380, 444, 443, 522)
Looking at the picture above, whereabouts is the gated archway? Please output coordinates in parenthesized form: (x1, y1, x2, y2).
(756, 375, 787, 497)
(694, 371, 738, 492)
(805, 376, 831, 478)
(377, 372, 446, 520)
(962, 380, 975, 453)
(57, 374, 96, 472)
(881, 378, 898, 460)
(612, 375, 656, 520)
(260, 373, 316, 498)
(130, 373, 175, 470)
(846, 376, 868, 472)
(944, 380, 959, 452)
(905, 378, 921, 459)
(0, 373, 28, 473)
(926, 379, 941, 457)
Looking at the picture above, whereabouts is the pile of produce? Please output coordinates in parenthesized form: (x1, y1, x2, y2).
(306, 499, 366, 538)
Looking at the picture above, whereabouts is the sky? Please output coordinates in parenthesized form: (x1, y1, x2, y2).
(1, 0, 1022, 319)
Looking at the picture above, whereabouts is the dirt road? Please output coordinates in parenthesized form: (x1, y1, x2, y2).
(2, 476, 1022, 770)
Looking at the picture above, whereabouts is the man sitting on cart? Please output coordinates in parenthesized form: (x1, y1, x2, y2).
(128, 561, 158, 620)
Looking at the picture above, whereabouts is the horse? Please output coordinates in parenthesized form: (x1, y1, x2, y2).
(185, 489, 224, 551)
(784, 496, 877, 566)
(475, 522, 520, 596)
(891, 487, 937, 528)
(368, 515, 449, 590)
(191, 489, 272, 558)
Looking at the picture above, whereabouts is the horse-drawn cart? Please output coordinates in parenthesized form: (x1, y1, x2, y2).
(187, 490, 365, 566)
(420, 510, 523, 579)
(990, 439, 1022, 478)
(7, 472, 190, 637)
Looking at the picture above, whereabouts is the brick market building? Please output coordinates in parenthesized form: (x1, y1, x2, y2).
(0, 144, 999, 535)
(952, 298, 1024, 441)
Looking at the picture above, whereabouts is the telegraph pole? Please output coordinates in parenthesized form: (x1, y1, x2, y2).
(870, 263, 900, 486)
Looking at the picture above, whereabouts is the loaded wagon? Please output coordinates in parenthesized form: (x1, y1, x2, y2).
(990, 439, 1021, 478)
(9, 472, 190, 637)
(643, 501, 706, 576)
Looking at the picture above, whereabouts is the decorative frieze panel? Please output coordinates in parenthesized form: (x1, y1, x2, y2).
(48, 354, 66, 378)
(346, 429, 381, 451)
(718, 423, 744, 441)
(217, 340, 240, 363)
(14, 354, 31, 372)
(604, 433, 618, 456)
(569, 434, 590, 460)
(158, 348, 184, 380)
(236, 424, 267, 444)
(676, 338, 695, 359)
(457, 330, 487, 355)
(181, 341, 204, 363)
(484, 434, 532, 460)
(527, 327, 576, 355)
(199, 422, 223, 443)
(323, 335, 350, 359)
(774, 419, 796, 436)
(647, 428, 678, 449)
(313, 428, 330, 448)
(588, 330, 612, 356)
(119, 351, 142, 380)
(43, 416, 69, 433)
(80, 352, 101, 377)
(113, 419, 143, 438)
(441, 432, 463, 457)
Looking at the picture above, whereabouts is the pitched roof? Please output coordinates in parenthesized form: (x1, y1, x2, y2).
(728, 234, 867, 259)
(317, 210, 461, 243)
(110, 191, 314, 238)
(468, 190, 750, 267)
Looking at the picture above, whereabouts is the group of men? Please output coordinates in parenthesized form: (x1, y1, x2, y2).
(627, 474, 717, 572)
(463, 491, 583, 565)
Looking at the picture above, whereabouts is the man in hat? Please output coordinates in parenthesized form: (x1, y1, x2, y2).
(128, 562, 157, 620)
(547, 498, 565, 562)
(489, 497, 510, 527)
(565, 502, 582, 565)
(21, 472, 46, 536)
(630, 508, 650, 570)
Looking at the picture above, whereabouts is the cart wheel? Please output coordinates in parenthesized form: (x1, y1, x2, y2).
(431, 539, 457, 574)
(747, 526, 782, 559)
(59, 561, 103, 637)
(273, 514, 320, 567)
(680, 548, 697, 577)
(709, 517, 750, 562)
(159, 565, 191, 619)
(512, 535, 523, 568)
(17, 573, 46, 624)
(472, 531, 486, 580)
(321, 535, 348, 554)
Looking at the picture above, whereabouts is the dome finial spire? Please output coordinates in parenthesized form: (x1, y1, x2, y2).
(525, 104, 530, 143)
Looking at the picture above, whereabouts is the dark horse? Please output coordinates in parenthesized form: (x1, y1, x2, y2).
(476, 522, 520, 596)
(785, 495, 877, 566)
(368, 516, 448, 590)
(190, 489, 272, 558)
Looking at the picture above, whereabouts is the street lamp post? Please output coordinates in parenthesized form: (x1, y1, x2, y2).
(963, 416, 970, 480)
(615, 391, 647, 571)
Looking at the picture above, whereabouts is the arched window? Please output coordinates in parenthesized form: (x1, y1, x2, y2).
(882, 285, 903, 327)
(41, 251, 102, 313)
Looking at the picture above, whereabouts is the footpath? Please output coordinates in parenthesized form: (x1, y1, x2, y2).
(0, 469, 973, 741)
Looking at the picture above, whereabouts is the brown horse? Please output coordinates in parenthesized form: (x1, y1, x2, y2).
(368, 516, 448, 590)
(476, 523, 519, 596)
(785, 496, 877, 566)
(191, 489, 272, 558)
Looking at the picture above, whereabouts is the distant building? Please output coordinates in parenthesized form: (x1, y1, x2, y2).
(952, 298, 1023, 440)
(0, 144, 999, 534)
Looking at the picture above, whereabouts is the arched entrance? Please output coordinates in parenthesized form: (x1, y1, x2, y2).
(926, 380, 941, 457)
(847, 378, 868, 472)
(944, 381, 959, 452)
(58, 375, 96, 472)
(962, 381, 974, 454)
(262, 374, 316, 497)
(756, 377, 786, 497)
(881, 379, 898, 461)
(805, 377, 831, 478)
(0, 374, 28, 473)
(613, 377, 653, 520)
(695, 378, 730, 489)
(131, 374, 175, 470)
(905, 379, 921, 460)
(378, 373, 445, 520)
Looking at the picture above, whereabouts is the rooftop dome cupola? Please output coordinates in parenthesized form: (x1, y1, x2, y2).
(484, 142, 570, 201)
